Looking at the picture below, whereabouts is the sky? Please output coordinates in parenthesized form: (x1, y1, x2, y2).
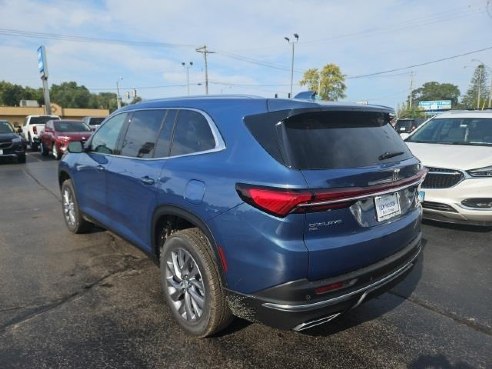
(0, 0, 492, 110)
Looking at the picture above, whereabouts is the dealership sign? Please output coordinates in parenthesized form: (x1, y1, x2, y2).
(418, 100, 452, 111)
(37, 45, 48, 79)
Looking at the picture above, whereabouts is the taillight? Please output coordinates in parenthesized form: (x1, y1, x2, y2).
(236, 168, 427, 218)
(236, 186, 312, 217)
(236, 185, 356, 217)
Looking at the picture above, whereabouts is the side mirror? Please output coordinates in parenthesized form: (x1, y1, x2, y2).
(67, 141, 84, 153)
(16, 127, 23, 134)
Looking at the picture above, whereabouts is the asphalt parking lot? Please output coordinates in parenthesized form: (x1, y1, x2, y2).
(0, 152, 491, 369)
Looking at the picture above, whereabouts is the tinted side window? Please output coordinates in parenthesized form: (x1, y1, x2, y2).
(90, 113, 127, 154)
(120, 110, 165, 158)
(154, 110, 177, 158)
(170, 110, 215, 156)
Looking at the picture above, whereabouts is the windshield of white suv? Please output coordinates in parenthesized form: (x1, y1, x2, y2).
(406, 117, 492, 146)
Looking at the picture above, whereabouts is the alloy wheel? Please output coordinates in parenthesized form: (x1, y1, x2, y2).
(62, 187, 76, 227)
(165, 248, 206, 322)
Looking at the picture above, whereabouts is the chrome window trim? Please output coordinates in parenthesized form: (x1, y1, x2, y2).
(88, 108, 226, 161)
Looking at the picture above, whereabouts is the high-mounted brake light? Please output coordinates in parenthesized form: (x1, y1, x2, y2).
(236, 169, 427, 218)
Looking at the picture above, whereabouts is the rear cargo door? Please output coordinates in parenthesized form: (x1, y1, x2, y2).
(277, 110, 422, 280)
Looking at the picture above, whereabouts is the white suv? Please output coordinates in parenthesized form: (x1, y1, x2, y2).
(405, 110, 492, 226)
(22, 115, 60, 151)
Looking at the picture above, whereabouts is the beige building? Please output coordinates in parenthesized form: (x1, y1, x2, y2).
(0, 103, 109, 127)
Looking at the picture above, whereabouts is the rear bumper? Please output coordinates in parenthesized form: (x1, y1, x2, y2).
(226, 233, 422, 331)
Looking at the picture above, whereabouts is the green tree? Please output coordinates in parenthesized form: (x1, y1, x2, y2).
(90, 92, 118, 111)
(462, 65, 490, 109)
(0, 81, 26, 106)
(410, 81, 460, 108)
(299, 64, 346, 101)
(397, 103, 426, 119)
(50, 81, 92, 108)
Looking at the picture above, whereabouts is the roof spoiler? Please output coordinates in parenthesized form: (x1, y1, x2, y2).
(293, 91, 318, 101)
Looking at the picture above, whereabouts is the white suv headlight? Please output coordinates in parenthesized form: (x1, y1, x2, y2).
(467, 166, 492, 177)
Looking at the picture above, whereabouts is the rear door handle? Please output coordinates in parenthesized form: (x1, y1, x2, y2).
(140, 176, 155, 185)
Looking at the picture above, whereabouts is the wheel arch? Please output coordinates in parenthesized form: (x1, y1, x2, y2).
(152, 205, 227, 285)
(58, 169, 71, 189)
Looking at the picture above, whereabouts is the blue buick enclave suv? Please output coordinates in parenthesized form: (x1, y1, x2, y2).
(58, 96, 426, 337)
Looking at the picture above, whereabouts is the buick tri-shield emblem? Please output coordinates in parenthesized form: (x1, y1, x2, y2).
(392, 168, 400, 182)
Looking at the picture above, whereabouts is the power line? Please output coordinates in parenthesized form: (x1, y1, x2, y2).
(2, 26, 492, 87)
(346, 45, 492, 79)
(0, 28, 194, 48)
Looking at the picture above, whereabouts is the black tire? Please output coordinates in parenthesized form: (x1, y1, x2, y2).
(61, 179, 91, 233)
(40, 141, 48, 156)
(28, 134, 36, 151)
(160, 228, 233, 337)
(53, 142, 62, 160)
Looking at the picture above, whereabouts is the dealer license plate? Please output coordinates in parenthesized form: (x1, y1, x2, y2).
(374, 193, 401, 222)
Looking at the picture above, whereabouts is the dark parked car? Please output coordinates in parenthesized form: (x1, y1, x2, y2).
(394, 118, 426, 138)
(40, 120, 92, 160)
(58, 96, 426, 337)
(0, 120, 27, 163)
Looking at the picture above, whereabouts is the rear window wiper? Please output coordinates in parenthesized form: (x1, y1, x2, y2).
(378, 151, 404, 160)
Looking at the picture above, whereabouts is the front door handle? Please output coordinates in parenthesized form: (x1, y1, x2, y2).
(96, 165, 105, 171)
(140, 176, 155, 185)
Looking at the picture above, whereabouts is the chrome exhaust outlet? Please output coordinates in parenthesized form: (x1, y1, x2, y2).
(293, 313, 341, 332)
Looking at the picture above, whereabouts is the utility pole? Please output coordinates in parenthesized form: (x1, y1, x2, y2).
(196, 46, 214, 95)
(488, 75, 492, 108)
(408, 71, 414, 109)
(116, 77, 123, 109)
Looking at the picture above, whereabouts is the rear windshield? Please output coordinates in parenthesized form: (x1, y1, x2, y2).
(88, 117, 105, 126)
(54, 121, 91, 132)
(245, 110, 412, 170)
(29, 116, 59, 125)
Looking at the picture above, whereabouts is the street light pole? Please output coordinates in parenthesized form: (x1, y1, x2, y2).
(284, 33, 299, 98)
(116, 77, 123, 109)
(181, 62, 193, 96)
(196, 46, 214, 95)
